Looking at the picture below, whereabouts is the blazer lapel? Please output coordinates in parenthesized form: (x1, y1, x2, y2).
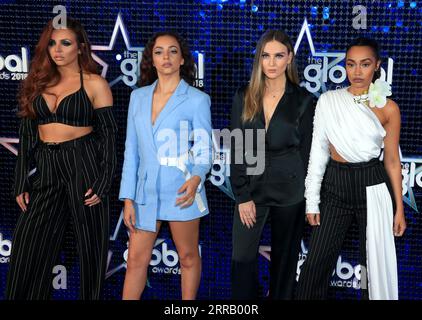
(142, 80, 158, 151)
(152, 79, 189, 135)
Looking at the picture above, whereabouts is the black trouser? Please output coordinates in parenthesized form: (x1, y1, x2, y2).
(231, 201, 305, 300)
(5, 133, 109, 300)
(296, 158, 395, 300)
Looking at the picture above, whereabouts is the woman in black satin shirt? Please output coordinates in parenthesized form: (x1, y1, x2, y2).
(230, 30, 315, 300)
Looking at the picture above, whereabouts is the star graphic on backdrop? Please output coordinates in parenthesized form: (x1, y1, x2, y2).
(105, 210, 128, 279)
(105, 211, 160, 288)
(91, 12, 144, 88)
(0, 137, 19, 156)
(293, 18, 393, 94)
(396, 148, 421, 212)
(258, 245, 271, 297)
(293, 18, 346, 94)
(258, 245, 271, 262)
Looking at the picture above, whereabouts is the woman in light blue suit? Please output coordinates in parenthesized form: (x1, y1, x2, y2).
(119, 31, 213, 300)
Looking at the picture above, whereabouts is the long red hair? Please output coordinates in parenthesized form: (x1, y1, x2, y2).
(18, 18, 98, 118)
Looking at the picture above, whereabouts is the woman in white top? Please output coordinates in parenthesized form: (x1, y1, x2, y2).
(296, 38, 406, 300)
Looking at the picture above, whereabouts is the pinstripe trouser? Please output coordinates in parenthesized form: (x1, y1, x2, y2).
(5, 133, 109, 300)
(296, 158, 395, 300)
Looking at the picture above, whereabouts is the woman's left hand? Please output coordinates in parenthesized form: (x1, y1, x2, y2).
(393, 208, 406, 237)
(84, 188, 101, 206)
(176, 176, 201, 208)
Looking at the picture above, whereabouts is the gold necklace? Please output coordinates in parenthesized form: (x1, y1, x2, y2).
(266, 87, 285, 98)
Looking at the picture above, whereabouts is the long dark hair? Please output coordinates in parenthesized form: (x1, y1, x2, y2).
(139, 31, 196, 87)
(346, 37, 381, 82)
(18, 18, 97, 118)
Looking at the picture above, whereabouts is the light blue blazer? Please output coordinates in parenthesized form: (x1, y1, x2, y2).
(119, 79, 213, 232)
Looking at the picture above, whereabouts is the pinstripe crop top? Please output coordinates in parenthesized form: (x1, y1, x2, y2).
(33, 70, 94, 126)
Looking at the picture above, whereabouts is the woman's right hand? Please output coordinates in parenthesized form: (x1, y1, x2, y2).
(306, 213, 320, 226)
(238, 200, 256, 229)
(123, 199, 137, 233)
(16, 192, 29, 212)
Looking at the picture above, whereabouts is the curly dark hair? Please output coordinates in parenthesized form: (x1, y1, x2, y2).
(139, 31, 196, 87)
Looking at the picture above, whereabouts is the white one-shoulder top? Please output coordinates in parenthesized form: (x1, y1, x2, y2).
(304, 88, 386, 213)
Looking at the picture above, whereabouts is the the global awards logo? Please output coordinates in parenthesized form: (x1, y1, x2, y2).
(91, 13, 204, 89)
(400, 153, 422, 213)
(0, 47, 29, 81)
(294, 18, 394, 95)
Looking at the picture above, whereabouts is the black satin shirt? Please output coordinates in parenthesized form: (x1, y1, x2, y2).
(230, 80, 315, 206)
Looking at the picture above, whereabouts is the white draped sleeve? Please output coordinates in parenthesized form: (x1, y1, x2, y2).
(304, 93, 331, 214)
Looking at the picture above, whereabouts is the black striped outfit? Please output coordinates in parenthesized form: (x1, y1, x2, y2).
(295, 158, 395, 299)
(5, 71, 117, 300)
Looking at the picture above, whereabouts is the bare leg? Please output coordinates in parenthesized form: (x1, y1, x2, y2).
(122, 221, 162, 300)
(169, 219, 201, 300)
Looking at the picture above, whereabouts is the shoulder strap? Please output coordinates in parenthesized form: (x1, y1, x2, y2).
(80, 69, 84, 88)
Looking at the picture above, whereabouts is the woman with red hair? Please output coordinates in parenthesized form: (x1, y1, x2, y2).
(5, 18, 117, 300)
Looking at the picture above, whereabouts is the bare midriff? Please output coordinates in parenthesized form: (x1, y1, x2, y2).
(39, 123, 93, 143)
(329, 143, 348, 163)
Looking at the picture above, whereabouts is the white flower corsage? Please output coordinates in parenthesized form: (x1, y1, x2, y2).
(367, 79, 392, 108)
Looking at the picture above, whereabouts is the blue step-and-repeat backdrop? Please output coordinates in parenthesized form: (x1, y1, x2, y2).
(0, 0, 421, 300)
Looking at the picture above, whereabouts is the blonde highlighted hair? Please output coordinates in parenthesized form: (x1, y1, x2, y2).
(243, 30, 299, 122)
